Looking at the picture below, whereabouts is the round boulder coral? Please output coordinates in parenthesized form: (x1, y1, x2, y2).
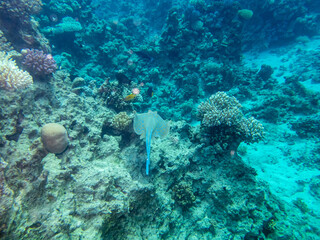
(238, 9, 253, 20)
(41, 123, 69, 154)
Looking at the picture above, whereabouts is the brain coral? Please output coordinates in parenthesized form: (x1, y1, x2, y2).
(41, 123, 69, 154)
(238, 9, 253, 20)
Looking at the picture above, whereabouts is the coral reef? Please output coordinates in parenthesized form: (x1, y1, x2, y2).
(0, 0, 319, 239)
(0, 0, 50, 51)
(97, 74, 142, 111)
(0, 0, 42, 24)
(248, 75, 319, 123)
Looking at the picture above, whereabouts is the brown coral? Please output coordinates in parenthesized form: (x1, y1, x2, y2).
(111, 112, 132, 131)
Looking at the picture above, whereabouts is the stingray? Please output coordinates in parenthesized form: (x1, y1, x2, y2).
(133, 110, 170, 175)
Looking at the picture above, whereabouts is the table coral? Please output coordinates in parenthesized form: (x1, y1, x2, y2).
(43, 17, 83, 35)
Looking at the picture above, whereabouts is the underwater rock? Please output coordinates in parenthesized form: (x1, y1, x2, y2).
(41, 123, 69, 154)
(115, 70, 131, 84)
(0, 160, 14, 237)
(72, 77, 85, 88)
(291, 115, 320, 138)
(257, 64, 274, 81)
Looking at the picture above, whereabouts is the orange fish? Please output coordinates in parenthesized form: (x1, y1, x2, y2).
(124, 93, 136, 101)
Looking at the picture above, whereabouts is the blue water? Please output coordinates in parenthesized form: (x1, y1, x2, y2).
(0, 0, 319, 239)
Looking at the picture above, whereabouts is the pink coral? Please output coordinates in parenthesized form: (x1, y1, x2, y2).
(21, 49, 57, 76)
(132, 88, 140, 95)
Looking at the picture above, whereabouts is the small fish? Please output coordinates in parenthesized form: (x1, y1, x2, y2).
(124, 93, 136, 101)
(147, 87, 153, 97)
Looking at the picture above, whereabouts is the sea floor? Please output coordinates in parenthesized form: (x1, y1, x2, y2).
(242, 36, 320, 233)
(243, 35, 320, 91)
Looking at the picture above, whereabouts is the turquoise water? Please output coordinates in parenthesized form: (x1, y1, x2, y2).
(0, 0, 319, 239)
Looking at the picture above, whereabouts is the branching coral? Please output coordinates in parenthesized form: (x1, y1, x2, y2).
(21, 49, 57, 76)
(0, 51, 33, 90)
(198, 92, 264, 146)
(198, 92, 243, 127)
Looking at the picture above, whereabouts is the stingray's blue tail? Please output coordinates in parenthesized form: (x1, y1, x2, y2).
(146, 158, 150, 175)
(146, 129, 152, 175)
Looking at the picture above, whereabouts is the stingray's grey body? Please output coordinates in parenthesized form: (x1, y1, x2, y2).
(133, 110, 170, 175)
